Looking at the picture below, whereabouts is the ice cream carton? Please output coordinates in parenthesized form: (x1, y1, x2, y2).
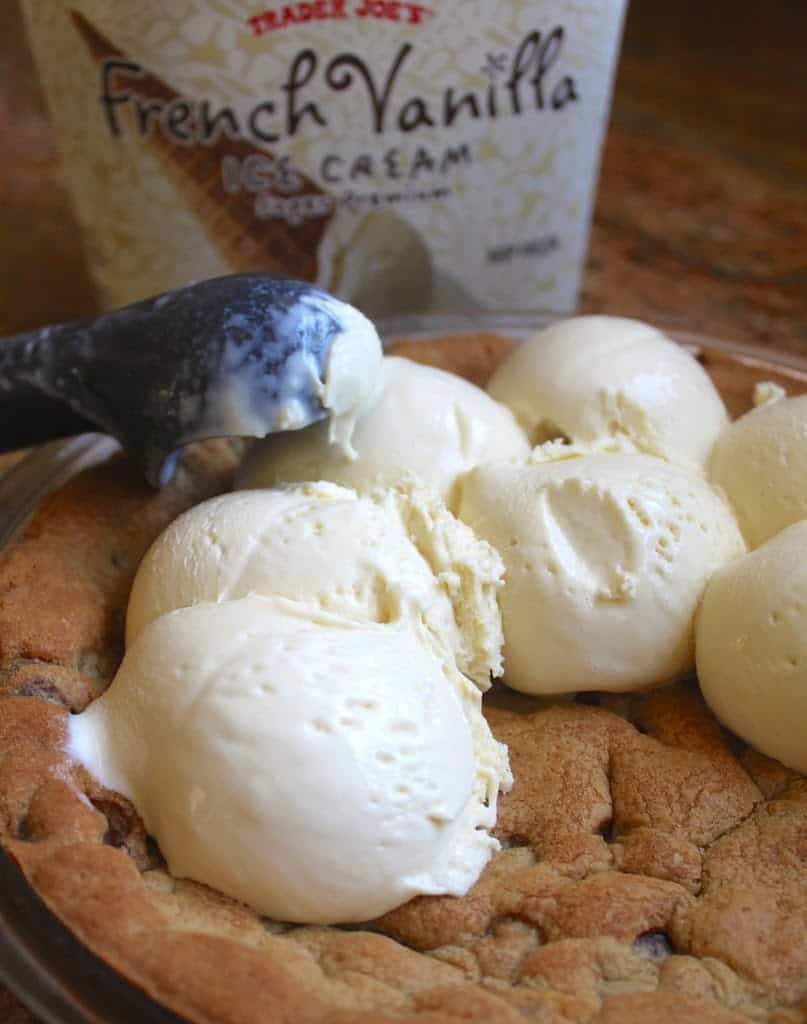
(22, 1, 626, 333)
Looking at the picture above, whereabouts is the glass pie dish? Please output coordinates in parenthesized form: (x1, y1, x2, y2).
(0, 330, 806, 1024)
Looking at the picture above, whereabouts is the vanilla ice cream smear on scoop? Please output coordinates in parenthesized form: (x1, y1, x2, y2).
(70, 483, 511, 923)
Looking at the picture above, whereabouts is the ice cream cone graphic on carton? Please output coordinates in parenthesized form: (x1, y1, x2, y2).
(69, 10, 333, 284)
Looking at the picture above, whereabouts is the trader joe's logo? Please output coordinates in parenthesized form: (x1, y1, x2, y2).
(248, 2, 434, 34)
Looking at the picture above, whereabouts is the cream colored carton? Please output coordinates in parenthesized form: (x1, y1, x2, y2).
(22, 1, 626, 332)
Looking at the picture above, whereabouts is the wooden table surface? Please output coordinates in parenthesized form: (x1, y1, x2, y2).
(0, 0, 806, 1020)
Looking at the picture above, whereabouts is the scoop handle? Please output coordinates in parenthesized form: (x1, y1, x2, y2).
(0, 329, 97, 451)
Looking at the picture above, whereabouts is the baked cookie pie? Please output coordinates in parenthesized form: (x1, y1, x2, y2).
(0, 335, 805, 1024)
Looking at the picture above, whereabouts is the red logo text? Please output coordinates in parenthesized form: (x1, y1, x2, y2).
(248, 1, 433, 36)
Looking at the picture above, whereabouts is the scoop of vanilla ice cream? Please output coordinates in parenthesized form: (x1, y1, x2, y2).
(317, 296, 384, 454)
(126, 481, 504, 688)
(696, 520, 807, 772)
(459, 452, 745, 695)
(239, 356, 530, 509)
(487, 316, 728, 471)
(70, 596, 510, 924)
(708, 394, 807, 549)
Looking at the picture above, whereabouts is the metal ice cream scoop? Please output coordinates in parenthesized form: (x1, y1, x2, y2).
(0, 274, 381, 487)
